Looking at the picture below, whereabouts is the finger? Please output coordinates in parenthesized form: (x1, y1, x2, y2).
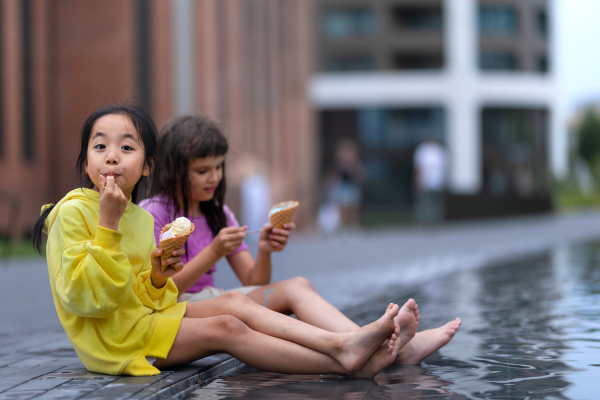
(221, 226, 243, 234)
(268, 234, 287, 243)
(270, 241, 283, 249)
(283, 222, 296, 230)
(272, 229, 290, 237)
(172, 248, 185, 256)
(99, 175, 106, 195)
(227, 241, 243, 251)
(164, 256, 182, 266)
(151, 248, 163, 258)
(263, 224, 272, 232)
(106, 175, 115, 192)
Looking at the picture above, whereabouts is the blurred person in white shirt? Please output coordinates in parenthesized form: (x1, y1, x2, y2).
(413, 139, 447, 223)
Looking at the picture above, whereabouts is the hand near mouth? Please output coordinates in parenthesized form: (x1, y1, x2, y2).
(98, 175, 128, 231)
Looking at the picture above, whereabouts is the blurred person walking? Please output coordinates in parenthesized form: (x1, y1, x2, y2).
(236, 155, 273, 234)
(413, 139, 447, 224)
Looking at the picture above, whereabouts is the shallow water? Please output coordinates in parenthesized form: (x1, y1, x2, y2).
(188, 243, 600, 400)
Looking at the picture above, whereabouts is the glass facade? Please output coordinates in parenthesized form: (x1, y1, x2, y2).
(393, 53, 443, 70)
(320, 108, 445, 216)
(318, 1, 444, 72)
(322, 7, 378, 38)
(325, 55, 376, 72)
(480, 50, 518, 71)
(479, 5, 518, 37)
(481, 107, 549, 197)
(393, 6, 443, 31)
(536, 10, 548, 37)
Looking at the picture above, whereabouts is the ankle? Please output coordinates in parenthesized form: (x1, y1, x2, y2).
(330, 333, 346, 353)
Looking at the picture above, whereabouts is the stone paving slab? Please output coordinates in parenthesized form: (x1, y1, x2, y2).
(0, 351, 244, 400)
(0, 328, 244, 399)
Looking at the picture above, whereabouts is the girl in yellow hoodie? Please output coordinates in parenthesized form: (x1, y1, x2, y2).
(32, 102, 416, 378)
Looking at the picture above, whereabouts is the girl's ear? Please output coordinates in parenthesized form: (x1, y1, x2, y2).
(142, 157, 155, 177)
(84, 159, 88, 174)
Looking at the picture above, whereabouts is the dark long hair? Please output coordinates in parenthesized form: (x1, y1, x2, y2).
(149, 115, 229, 237)
(31, 101, 159, 254)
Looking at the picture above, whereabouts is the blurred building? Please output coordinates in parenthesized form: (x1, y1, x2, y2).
(0, 0, 315, 237)
(311, 0, 565, 222)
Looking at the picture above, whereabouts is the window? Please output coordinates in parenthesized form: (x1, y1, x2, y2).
(325, 55, 376, 72)
(393, 53, 443, 70)
(479, 5, 518, 37)
(393, 6, 443, 31)
(480, 50, 518, 70)
(536, 10, 548, 37)
(482, 108, 549, 196)
(322, 8, 378, 38)
(536, 54, 548, 73)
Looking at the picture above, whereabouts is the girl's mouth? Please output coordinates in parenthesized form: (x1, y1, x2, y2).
(104, 173, 120, 179)
(204, 187, 216, 193)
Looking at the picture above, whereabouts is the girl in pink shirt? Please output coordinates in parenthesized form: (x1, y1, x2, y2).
(141, 115, 462, 365)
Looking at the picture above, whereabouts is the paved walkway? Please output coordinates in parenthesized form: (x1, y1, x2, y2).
(2, 211, 600, 399)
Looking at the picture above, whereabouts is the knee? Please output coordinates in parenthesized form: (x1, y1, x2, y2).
(214, 315, 248, 336)
(221, 290, 251, 305)
(288, 276, 314, 291)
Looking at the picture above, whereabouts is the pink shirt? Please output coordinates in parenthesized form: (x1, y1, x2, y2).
(140, 194, 248, 292)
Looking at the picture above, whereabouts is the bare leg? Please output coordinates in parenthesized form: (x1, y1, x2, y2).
(246, 277, 358, 332)
(247, 279, 458, 364)
(184, 292, 399, 372)
(155, 316, 401, 377)
(155, 316, 347, 375)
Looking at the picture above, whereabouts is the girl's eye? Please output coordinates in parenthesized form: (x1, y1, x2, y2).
(94, 144, 105, 149)
(196, 170, 207, 174)
(122, 145, 133, 151)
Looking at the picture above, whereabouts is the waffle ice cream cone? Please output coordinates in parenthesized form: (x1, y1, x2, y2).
(269, 201, 299, 229)
(159, 222, 195, 271)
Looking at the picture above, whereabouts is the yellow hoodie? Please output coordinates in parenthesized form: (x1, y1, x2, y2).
(43, 188, 187, 376)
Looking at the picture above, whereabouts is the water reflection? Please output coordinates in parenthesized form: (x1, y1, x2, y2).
(188, 243, 600, 400)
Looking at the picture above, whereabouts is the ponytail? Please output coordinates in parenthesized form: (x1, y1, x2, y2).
(31, 205, 54, 255)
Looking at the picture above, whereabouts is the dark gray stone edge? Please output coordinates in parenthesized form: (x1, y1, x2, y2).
(144, 357, 246, 400)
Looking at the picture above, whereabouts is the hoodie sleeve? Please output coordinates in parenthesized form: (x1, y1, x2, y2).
(54, 204, 133, 319)
(134, 267, 180, 311)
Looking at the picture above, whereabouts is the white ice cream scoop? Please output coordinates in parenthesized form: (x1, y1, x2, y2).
(161, 217, 192, 240)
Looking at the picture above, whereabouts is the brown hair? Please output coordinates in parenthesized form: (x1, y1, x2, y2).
(149, 115, 229, 236)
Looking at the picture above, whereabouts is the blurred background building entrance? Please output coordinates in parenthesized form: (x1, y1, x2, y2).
(312, 0, 560, 224)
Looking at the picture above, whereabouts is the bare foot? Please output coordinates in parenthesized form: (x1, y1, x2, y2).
(334, 303, 399, 373)
(351, 322, 402, 378)
(394, 318, 462, 364)
(394, 299, 420, 351)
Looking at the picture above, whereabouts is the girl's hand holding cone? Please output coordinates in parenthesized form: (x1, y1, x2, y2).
(150, 247, 185, 288)
(258, 222, 295, 253)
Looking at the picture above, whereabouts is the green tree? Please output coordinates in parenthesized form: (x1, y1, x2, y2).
(577, 110, 600, 173)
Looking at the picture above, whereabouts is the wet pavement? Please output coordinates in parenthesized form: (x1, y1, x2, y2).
(188, 244, 600, 399)
(1, 212, 600, 399)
